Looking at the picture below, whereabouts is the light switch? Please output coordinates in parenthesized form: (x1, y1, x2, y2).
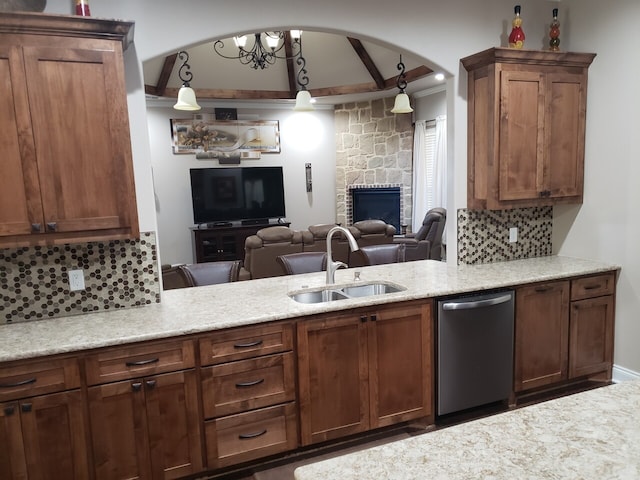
(68, 269, 85, 291)
(509, 227, 518, 243)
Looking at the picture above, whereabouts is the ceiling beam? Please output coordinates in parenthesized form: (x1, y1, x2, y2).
(149, 53, 178, 97)
(347, 37, 385, 90)
(283, 31, 297, 97)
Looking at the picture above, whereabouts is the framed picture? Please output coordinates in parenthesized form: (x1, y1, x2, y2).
(171, 119, 280, 154)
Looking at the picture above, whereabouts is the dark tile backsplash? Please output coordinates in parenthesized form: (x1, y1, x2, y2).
(0, 232, 160, 324)
(457, 207, 553, 265)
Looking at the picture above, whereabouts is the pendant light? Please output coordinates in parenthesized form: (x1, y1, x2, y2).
(293, 39, 315, 111)
(173, 51, 201, 111)
(390, 55, 413, 114)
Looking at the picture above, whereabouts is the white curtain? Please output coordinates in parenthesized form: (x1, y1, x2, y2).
(411, 115, 447, 233)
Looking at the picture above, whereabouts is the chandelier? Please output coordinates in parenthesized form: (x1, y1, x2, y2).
(213, 30, 302, 70)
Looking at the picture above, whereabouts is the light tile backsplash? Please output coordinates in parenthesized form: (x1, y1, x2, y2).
(457, 207, 553, 265)
(0, 232, 160, 324)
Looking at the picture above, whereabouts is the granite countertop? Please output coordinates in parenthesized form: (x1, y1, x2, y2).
(0, 255, 619, 362)
(293, 380, 640, 480)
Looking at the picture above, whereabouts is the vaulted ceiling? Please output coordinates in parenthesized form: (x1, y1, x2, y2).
(143, 30, 444, 106)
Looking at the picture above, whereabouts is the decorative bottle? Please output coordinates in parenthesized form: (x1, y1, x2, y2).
(508, 5, 525, 49)
(75, 0, 91, 16)
(549, 8, 561, 51)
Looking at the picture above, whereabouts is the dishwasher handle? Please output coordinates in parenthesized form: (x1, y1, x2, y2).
(441, 293, 512, 311)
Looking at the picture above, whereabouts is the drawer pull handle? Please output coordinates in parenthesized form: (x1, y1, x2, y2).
(534, 286, 553, 293)
(126, 358, 159, 367)
(233, 340, 263, 349)
(235, 378, 264, 388)
(239, 429, 267, 440)
(145, 380, 156, 389)
(0, 378, 36, 388)
(131, 382, 142, 392)
(583, 284, 602, 290)
(21, 403, 32, 413)
(4, 405, 15, 416)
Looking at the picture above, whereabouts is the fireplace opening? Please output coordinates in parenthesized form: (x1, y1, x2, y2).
(351, 187, 401, 231)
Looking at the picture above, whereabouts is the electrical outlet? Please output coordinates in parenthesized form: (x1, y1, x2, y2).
(509, 227, 518, 243)
(68, 269, 85, 291)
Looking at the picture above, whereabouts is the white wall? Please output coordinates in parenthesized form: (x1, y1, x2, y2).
(42, 0, 640, 373)
(146, 103, 336, 265)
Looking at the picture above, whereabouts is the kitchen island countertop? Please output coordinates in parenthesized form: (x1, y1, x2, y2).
(293, 379, 640, 480)
(0, 255, 619, 362)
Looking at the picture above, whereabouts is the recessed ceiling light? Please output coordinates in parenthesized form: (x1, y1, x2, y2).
(434, 73, 445, 82)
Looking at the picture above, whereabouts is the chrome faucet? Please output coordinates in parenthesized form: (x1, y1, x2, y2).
(326, 226, 359, 285)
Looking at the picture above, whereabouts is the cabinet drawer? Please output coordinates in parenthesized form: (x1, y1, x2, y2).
(84, 339, 195, 386)
(199, 322, 293, 366)
(202, 352, 295, 418)
(205, 402, 298, 469)
(0, 357, 80, 402)
(571, 273, 615, 301)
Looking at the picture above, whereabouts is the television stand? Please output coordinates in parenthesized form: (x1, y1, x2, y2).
(191, 221, 290, 263)
(241, 218, 270, 226)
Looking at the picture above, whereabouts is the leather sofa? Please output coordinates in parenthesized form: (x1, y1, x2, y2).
(302, 223, 360, 264)
(351, 219, 396, 247)
(239, 226, 305, 280)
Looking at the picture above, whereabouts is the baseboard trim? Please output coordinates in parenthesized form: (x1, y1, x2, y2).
(612, 364, 640, 383)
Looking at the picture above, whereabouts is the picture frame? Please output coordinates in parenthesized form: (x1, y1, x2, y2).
(171, 118, 280, 154)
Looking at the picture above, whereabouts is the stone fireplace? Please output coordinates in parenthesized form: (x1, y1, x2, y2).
(334, 97, 414, 230)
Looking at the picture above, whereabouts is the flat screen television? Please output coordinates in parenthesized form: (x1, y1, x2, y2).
(190, 166, 286, 225)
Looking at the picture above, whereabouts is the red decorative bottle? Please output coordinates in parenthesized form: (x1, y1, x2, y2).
(549, 8, 561, 51)
(508, 5, 525, 49)
(75, 0, 91, 16)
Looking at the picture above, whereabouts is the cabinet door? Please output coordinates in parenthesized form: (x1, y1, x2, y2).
(297, 313, 369, 445)
(20, 390, 89, 479)
(0, 402, 28, 479)
(569, 296, 614, 379)
(0, 45, 43, 238)
(144, 370, 203, 479)
(499, 70, 545, 202)
(88, 380, 152, 480)
(545, 73, 587, 199)
(368, 302, 432, 428)
(515, 281, 570, 391)
(22, 44, 137, 236)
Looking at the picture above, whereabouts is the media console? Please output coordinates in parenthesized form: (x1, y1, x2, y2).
(191, 221, 290, 263)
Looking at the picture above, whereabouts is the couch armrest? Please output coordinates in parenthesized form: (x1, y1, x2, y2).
(393, 237, 431, 261)
(238, 267, 252, 281)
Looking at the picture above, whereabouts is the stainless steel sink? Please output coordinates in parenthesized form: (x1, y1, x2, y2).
(340, 282, 405, 297)
(288, 281, 405, 304)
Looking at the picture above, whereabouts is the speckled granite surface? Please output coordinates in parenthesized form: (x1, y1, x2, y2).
(0, 255, 619, 362)
(294, 380, 640, 480)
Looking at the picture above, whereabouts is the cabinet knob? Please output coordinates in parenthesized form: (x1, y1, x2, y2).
(3, 405, 16, 416)
(131, 382, 142, 392)
(46, 222, 57, 232)
(360, 315, 368, 323)
(21, 403, 32, 413)
(31, 223, 42, 233)
(370, 314, 378, 322)
(145, 380, 156, 389)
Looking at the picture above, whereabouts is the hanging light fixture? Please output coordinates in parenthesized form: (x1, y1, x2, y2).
(173, 51, 201, 111)
(390, 55, 413, 114)
(293, 38, 315, 111)
(213, 30, 302, 70)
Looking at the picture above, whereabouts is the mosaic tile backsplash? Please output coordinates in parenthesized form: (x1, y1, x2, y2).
(457, 207, 553, 265)
(0, 232, 160, 324)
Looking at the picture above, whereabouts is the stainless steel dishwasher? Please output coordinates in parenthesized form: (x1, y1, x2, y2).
(437, 290, 514, 416)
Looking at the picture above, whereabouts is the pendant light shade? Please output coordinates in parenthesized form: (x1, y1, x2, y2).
(173, 85, 201, 111)
(390, 54, 413, 114)
(173, 51, 201, 111)
(390, 92, 413, 114)
(293, 89, 314, 111)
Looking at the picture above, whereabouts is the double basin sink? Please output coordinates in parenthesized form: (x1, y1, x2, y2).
(289, 281, 406, 304)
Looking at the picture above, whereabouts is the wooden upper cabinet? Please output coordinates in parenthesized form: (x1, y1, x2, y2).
(0, 13, 139, 248)
(462, 48, 595, 210)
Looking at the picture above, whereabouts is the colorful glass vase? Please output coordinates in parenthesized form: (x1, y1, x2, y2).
(75, 0, 91, 16)
(508, 5, 525, 49)
(549, 8, 561, 51)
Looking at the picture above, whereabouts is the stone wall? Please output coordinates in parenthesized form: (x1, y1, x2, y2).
(334, 97, 414, 230)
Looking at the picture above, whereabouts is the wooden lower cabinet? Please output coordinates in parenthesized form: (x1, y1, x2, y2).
(515, 273, 616, 393)
(297, 301, 433, 446)
(514, 281, 570, 392)
(88, 369, 203, 480)
(0, 390, 89, 479)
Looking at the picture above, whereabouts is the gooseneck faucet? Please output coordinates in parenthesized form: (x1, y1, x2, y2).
(326, 226, 359, 285)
